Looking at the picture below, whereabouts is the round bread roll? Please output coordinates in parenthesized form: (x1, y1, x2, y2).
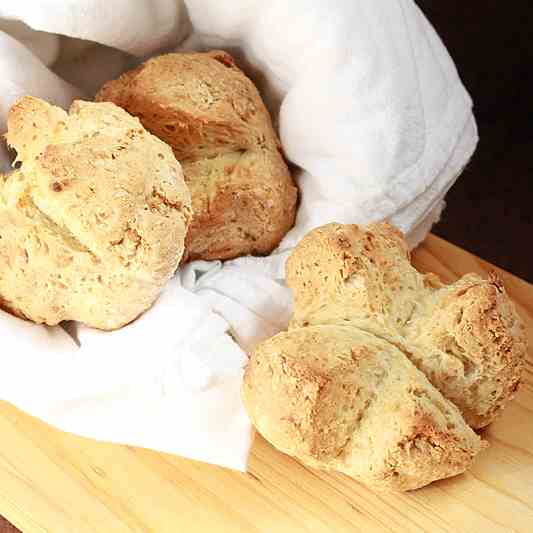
(0, 96, 192, 330)
(243, 222, 527, 491)
(95, 50, 298, 262)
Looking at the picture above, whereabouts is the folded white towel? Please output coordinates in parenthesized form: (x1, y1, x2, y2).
(0, 0, 477, 471)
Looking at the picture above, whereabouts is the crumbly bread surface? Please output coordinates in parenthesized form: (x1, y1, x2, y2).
(96, 50, 297, 262)
(243, 325, 484, 491)
(0, 96, 191, 330)
(243, 223, 526, 490)
(286, 223, 526, 429)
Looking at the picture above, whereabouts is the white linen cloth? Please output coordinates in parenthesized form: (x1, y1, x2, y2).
(0, 0, 477, 471)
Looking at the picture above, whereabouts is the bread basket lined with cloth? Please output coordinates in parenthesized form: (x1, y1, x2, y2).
(0, 0, 477, 471)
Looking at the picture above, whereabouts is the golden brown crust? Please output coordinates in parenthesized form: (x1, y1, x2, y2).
(403, 273, 526, 428)
(0, 96, 191, 330)
(286, 222, 421, 331)
(96, 50, 297, 262)
(243, 325, 484, 491)
(285, 222, 526, 429)
(243, 222, 526, 491)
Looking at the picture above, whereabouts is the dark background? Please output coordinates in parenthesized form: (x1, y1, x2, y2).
(0, 3, 532, 533)
(418, 1, 533, 282)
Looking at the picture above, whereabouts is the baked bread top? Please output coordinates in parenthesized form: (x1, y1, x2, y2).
(96, 50, 297, 262)
(0, 96, 191, 330)
(286, 223, 526, 429)
(242, 222, 527, 491)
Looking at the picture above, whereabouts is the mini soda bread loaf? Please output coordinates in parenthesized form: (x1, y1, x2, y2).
(95, 50, 298, 262)
(0, 96, 192, 330)
(242, 223, 527, 491)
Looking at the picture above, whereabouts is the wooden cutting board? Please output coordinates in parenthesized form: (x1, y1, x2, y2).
(0, 234, 532, 533)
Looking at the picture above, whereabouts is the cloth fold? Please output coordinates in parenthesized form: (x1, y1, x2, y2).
(0, 0, 477, 470)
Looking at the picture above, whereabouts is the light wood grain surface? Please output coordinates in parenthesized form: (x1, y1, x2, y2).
(0, 234, 532, 533)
